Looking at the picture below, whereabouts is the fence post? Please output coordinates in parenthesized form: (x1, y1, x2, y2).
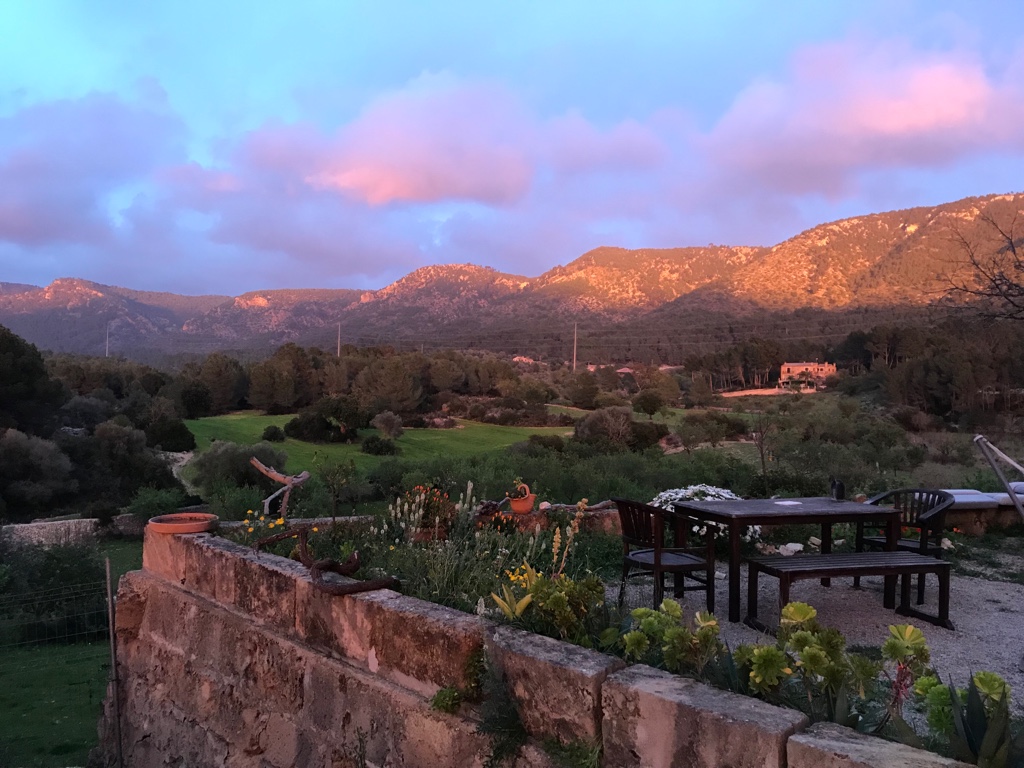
(105, 558, 124, 768)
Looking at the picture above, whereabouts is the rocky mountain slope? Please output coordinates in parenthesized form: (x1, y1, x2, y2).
(1, 193, 1019, 358)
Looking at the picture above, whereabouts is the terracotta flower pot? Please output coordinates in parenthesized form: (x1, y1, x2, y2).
(509, 484, 537, 515)
(147, 512, 219, 534)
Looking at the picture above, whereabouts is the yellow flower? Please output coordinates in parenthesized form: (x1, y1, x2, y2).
(247, 527, 254, 533)
(312, 527, 319, 532)
(259, 516, 265, 521)
(268, 522, 275, 528)
(276, 518, 285, 525)
(389, 545, 395, 551)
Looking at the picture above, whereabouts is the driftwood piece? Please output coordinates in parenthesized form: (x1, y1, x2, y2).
(539, 500, 616, 514)
(253, 521, 400, 596)
(249, 457, 310, 520)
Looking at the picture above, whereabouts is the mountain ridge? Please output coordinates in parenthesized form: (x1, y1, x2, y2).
(2, 192, 1020, 359)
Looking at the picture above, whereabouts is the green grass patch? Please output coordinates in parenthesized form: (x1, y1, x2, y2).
(186, 413, 570, 473)
(99, 539, 144, 586)
(0, 643, 109, 767)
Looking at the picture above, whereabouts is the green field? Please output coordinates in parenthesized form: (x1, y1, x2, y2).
(0, 643, 110, 767)
(0, 540, 143, 767)
(185, 413, 570, 472)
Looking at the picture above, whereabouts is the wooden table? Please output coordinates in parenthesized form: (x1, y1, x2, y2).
(671, 497, 900, 622)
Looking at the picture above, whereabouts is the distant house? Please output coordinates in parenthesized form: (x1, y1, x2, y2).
(779, 361, 836, 388)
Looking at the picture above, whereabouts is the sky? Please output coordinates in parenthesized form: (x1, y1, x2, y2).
(2, 1, 1024, 296)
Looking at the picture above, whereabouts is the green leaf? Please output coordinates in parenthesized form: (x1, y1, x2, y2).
(887, 712, 926, 750)
(966, 677, 989, 756)
(780, 602, 816, 625)
(977, 691, 1009, 763)
(949, 682, 977, 760)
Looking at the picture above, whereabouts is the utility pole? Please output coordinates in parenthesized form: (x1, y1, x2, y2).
(337, 323, 341, 358)
(572, 323, 577, 372)
(105, 322, 110, 358)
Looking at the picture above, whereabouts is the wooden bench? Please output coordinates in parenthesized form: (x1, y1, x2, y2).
(745, 552, 953, 632)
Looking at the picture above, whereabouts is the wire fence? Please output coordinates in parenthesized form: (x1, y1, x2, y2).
(0, 580, 112, 768)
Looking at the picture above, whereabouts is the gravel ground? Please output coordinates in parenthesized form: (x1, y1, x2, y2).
(614, 566, 1024, 716)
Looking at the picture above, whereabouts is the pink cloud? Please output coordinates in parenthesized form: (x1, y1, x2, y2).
(704, 38, 1024, 195)
(544, 111, 665, 174)
(306, 74, 534, 205)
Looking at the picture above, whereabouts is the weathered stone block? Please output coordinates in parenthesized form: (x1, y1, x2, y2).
(142, 525, 187, 583)
(113, 570, 150, 644)
(788, 722, 972, 768)
(295, 574, 488, 697)
(231, 546, 308, 633)
(487, 625, 624, 743)
(179, 533, 242, 606)
(601, 665, 808, 768)
(293, 568, 398, 661)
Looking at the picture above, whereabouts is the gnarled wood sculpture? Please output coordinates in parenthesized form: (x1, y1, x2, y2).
(249, 457, 399, 595)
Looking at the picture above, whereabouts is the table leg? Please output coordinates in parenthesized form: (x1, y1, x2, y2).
(883, 514, 897, 609)
(820, 522, 833, 587)
(729, 522, 741, 623)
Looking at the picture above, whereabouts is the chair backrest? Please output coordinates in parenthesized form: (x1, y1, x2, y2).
(866, 488, 954, 528)
(612, 498, 663, 550)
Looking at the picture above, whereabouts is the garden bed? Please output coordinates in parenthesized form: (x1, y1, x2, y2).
(204, 485, 1024, 765)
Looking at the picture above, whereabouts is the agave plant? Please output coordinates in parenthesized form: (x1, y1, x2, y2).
(945, 675, 1024, 767)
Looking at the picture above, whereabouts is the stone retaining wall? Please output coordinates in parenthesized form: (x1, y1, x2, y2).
(1, 517, 98, 547)
(94, 530, 968, 768)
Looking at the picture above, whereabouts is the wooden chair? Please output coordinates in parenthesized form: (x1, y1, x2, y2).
(612, 498, 715, 611)
(854, 489, 954, 604)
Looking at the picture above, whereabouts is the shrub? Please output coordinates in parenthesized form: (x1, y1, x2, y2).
(284, 411, 342, 443)
(126, 486, 187, 521)
(206, 484, 264, 521)
(528, 434, 565, 452)
(144, 417, 197, 451)
(261, 425, 286, 442)
(0, 539, 107, 643)
(574, 407, 634, 447)
(370, 410, 405, 439)
(366, 458, 409, 499)
(190, 441, 287, 496)
(629, 420, 668, 450)
(361, 435, 399, 456)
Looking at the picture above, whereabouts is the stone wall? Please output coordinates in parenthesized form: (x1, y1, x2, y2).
(1, 517, 98, 547)
(94, 530, 968, 768)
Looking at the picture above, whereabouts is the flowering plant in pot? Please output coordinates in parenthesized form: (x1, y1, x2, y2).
(506, 479, 537, 515)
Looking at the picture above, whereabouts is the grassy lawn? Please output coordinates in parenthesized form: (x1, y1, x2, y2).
(186, 412, 570, 472)
(100, 539, 144, 585)
(0, 540, 144, 766)
(0, 643, 110, 767)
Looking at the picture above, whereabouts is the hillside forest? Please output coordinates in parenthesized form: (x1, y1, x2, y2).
(1, 315, 1022, 524)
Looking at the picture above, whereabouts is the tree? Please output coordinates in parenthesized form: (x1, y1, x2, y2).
(314, 454, 358, 520)
(947, 210, 1024, 320)
(567, 371, 599, 409)
(574, 406, 634, 447)
(352, 358, 424, 414)
(632, 389, 665, 420)
(0, 430, 77, 520)
(370, 410, 404, 439)
(0, 325, 64, 435)
(198, 353, 247, 413)
(749, 409, 780, 496)
(427, 358, 466, 393)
